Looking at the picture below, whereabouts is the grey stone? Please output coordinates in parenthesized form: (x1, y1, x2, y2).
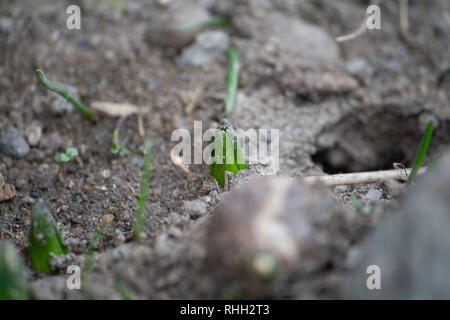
(343, 150, 450, 299)
(363, 189, 382, 202)
(0, 126, 30, 158)
(182, 200, 207, 218)
(180, 31, 230, 67)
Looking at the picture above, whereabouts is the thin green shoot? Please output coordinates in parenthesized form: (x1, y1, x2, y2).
(135, 138, 154, 238)
(35, 69, 96, 122)
(406, 121, 434, 186)
(176, 16, 231, 31)
(105, 0, 125, 12)
(0, 242, 29, 300)
(437, 67, 450, 87)
(225, 46, 240, 114)
(111, 128, 130, 156)
(351, 196, 373, 214)
(0, 172, 3, 190)
(115, 279, 133, 300)
(28, 201, 69, 273)
(83, 225, 105, 273)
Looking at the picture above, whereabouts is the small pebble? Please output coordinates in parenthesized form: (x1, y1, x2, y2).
(101, 169, 111, 179)
(182, 199, 207, 218)
(364, 189, 382, 202)
(0, 126, 30, 158)
(103, 214, 115, 224)
(25, 121, 42, 147)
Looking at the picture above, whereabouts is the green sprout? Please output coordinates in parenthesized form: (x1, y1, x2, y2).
(209, 120, 246, 188)
(351, 195, 373, 214)
(135, 138, 154, 238)
(35, 69, 96, 122)
(406, 121, 434, 186)
(437, 67, 450, 87)
(28, 201, 69, 273)
(83, 225, 105, 274)
(57, 147, 79, 178)
(225, 46, 240, 114)
(111, 128, 130, 156)
(0, 172, 4, 190)
(176, 16, 231, 31)
(105, 0, 125, 12)
(115, 278, 133, 300)
(0, 241, 29, 300)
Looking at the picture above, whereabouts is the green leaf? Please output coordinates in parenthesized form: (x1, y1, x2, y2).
(59, 152, 70, 163)
(0, 242, 29, 300)
(65, 147, 78, 158)
(406, 121, 434, 186)
(28, 202, 69, 273)
(209, 121, 247, 187)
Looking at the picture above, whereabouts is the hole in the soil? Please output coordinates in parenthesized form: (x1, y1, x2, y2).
(312, 108, 450, 174)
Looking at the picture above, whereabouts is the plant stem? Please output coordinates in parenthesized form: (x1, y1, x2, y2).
(35, 69, 96, 122)
(135, 138, 154, 238)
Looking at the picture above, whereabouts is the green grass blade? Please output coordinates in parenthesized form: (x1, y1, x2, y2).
(225, 46, 240, 114)
(0, 242, 29, 300)
(115, 279, 133, 300)
(135, 138, 154, 238)
(28, 202, 69, 273)
(35, 69, 96, 122)
(84, 225, 105, 273)
(176, 16, 231, 31)
(437, 67, 450, 87)
(406, 121, 434, 186)
(105, 0, 125, 12)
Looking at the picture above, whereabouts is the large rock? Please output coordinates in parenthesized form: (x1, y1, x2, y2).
(343, 150, 450, 299)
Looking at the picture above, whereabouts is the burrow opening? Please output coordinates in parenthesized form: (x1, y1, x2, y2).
(312, 108, 450, 174)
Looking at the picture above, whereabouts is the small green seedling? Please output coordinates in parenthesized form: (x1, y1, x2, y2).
(84, 225, 105, 274)
(135, 138, 154, 238)
(226, 46, 240, 114)
(176, 16, 231, 31)
(105, 0, 125, 12)
(406, 121, 434, 186)
(0, 241, 29, 300)
(28, 201, 69, 273)
(209, 120, 246, 188)
(437, 67, 450, 87)
(35, 69, 96, 122)
(111, 129, 130, 156)
(351, 195, 373, 215)
(57, 147, 79, 178)
(115, 278, 133, 300)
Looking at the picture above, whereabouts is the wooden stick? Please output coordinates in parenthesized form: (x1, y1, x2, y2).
(303, 167, 427, 187)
